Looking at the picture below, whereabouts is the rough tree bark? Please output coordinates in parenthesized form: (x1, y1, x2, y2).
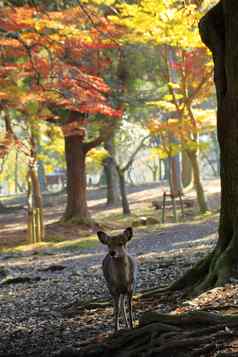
(63, 112, 114, 223)
(64, 133, 90, 223)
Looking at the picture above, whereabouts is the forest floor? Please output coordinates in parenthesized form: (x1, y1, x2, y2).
(0, 179, 238, 356)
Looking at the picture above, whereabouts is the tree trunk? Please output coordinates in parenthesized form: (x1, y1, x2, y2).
(37, 160, 47, 192)
(195, 0, 237, 288)
(186, 149, 208, 213)
(14, 151, 19, 194)
(182, 151, 193, 188)
(63, 111, 113, 224)
(163, 158, 169, 180)
(168, 155, 182, 195)
(64, 134, 90, 223)
(117, 169, 131, 215)
(27, 164, 44, 243)
(103, 136, 120, 206)
(152, 167, 158, 182)
(211, 131, 220, 175)
(167, 0, 238, 294)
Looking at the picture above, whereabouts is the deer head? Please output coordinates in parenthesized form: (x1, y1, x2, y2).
(97, 227, 133, 258)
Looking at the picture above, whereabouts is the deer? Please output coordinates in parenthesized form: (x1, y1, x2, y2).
(97, 227, 137, 333)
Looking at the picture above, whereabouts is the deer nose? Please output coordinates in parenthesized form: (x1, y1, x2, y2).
(110, 251, 116, 257)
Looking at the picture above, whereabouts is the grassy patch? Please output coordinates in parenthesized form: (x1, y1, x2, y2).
(52, 236, 98, 251)
(0, 235, 98, 255)
(192, 210, 219, 222)
(95, 206, 161, 229)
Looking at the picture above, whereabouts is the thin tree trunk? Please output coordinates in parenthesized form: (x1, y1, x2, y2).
(152, 169, 157, 182)
(27, 164, 44, 243)
(104, 136, 120, 206)
(117, 168, 131, 215)
(201, 151, 218, 177)
(127, 167, 135, 186)
(182, 151, 193, 188)
(14, 151, 18, 194)
(186, 149, 208, 213)
(37, 160, 47, 192)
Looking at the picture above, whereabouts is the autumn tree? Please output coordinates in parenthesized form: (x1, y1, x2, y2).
(148, 46, 215, 212)
(110, 1, 216, 212)
(0, 4, 123, 226)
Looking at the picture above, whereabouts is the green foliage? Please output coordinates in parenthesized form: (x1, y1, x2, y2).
(86, 147, 109, 175)
(109, 0, 203, 48)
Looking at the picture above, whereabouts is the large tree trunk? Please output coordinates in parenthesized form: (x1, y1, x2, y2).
(168, 0, 238, 294)
(194, 0, 237, 290)
(63, 111, 113, 223)
(103, 136, 120, 206)
(64, 134, 90, 222)
(211, 130, 220, 176)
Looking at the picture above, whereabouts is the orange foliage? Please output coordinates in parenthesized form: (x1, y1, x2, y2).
(0, 4, 123, 122)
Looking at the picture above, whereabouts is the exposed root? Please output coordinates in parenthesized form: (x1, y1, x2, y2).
(75, 311, 238, 357)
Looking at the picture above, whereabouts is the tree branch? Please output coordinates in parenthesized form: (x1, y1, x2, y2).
(120, 135, 149, 172)
(83, 123, 116, 152)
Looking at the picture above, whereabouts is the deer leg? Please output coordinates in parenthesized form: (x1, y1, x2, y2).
(128, 292, 134, 329)
(113, 295, 120, 332)
(121, 294, 129, 328)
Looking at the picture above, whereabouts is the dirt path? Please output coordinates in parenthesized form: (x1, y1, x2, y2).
(0, 179, 220, 249)
(0, 179, 223, 356)
(0, 214, 219, 357)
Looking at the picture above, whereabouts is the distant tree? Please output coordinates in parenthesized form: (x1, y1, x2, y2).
(114, 134, 148, 215)
(103, 134, 121, 206)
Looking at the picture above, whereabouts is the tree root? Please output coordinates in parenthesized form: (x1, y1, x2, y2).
(75, 311, 238, 357)
(140, 310, 238, 327)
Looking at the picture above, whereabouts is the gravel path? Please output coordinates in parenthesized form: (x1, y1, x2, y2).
(0, 216, 218, 357)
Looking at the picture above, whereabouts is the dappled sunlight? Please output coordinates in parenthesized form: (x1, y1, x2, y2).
(2, 251, 104, 271)
(0, 0, 237, 354)
(172, 232, 217, 248)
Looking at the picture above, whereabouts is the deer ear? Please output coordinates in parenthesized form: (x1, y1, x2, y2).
(124, 227, 133, 242)
(97, 231, 109, 244)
